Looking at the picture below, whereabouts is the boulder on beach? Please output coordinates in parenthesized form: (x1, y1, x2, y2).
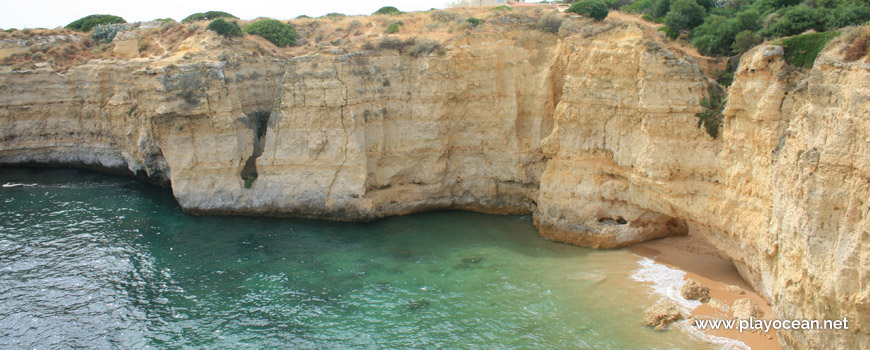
(732, 298, 764, 319)
(679, 278, 710, 302)
(644, 299, 683, 330)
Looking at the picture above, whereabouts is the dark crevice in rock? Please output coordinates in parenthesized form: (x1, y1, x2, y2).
(240, 110, 272, 189)
(599, 217, 628, 225)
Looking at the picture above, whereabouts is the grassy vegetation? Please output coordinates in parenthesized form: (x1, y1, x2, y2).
(243, 174, 258, 189)
(778, 31, 841, 67)
(65, 15, 126, 32)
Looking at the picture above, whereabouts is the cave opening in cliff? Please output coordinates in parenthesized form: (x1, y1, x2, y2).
(240, 109, 273, 188)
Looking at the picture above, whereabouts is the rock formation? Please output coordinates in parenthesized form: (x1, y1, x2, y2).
(0, 16, 867, 350)
(680, 278, 711, 302)
(644, 299, 684, 330)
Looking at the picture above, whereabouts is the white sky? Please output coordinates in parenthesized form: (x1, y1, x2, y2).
(0, 0, 448, 29)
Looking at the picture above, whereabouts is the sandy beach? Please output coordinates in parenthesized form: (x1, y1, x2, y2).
(631, 225, 782, 350)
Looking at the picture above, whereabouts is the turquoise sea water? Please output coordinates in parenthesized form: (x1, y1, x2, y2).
(0, 168, 714, 349)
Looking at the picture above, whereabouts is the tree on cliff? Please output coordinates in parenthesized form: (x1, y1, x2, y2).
(65, 15, 126, 32)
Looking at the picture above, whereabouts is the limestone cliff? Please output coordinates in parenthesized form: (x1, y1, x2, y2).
(0, 17, 867, 349)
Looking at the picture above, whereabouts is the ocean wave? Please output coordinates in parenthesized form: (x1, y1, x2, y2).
(676, 322, 750, 350)
(629, 257, 701, 312)
(631, 257, 750, 350)
(2, 183, 38, 188)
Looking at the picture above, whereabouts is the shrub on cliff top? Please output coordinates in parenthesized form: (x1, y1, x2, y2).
(182, 11, 237, 23)
(244, 19, 298, 47)
(207, 18, 243, 38)
(373, 6, 403, 15)
(65, 14, 126, 32)
(567, 1, 609, 21)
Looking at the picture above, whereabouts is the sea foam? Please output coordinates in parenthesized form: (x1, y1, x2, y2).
(630, 257, 750, 350)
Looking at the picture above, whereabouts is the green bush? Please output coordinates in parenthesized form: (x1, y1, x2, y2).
(466, 17, 482, 27)
(65, 14, 126, 32)
(664, 0, 705, 31)
(244, 19, 298, 47)
(712, 61, 736, 86)
(761, 5, 823, 38)
(373, 6, 403, 15)
(385, 21, 402, 34)
(778, 31, 841, 67)
(182, 11, 237, 23)
(567, 0, 609, 21)
(491, 5, 513, 11)
(207, 18, 242, 37)
(690, 11, 757, 56)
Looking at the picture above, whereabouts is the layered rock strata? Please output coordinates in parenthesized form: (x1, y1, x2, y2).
(1, 22, 867, 350)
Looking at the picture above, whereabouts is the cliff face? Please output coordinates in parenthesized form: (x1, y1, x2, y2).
(724, 46, 870, 350)
(0, 21, 868, 349)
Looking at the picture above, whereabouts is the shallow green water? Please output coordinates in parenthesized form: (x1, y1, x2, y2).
(0, 168, 714, 349)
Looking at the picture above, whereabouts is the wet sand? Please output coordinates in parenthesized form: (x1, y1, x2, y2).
(631, 227, 782, 350)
